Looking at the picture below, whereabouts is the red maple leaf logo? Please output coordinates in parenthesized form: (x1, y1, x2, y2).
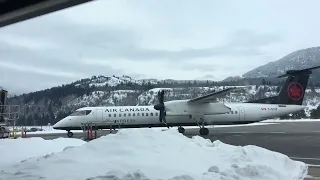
(289, 85, 301, 97)
(287, 82, 304, 101)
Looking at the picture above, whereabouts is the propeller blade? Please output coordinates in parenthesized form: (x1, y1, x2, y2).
(159, 90, 164, 104)
(159, 110, 163, 122)
(162, 113, 166, 123)
(157, 90, 161, 101)
(155, 89, 166, 123)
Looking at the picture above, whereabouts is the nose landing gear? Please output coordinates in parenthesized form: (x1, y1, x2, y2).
(67, 131, 73, 138)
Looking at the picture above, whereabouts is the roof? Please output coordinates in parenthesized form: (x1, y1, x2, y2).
(0, 0, 94, 28)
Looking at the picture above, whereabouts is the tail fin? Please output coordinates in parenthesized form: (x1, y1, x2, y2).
(0, 90, 7, 124)
(246, 65, 320, 105)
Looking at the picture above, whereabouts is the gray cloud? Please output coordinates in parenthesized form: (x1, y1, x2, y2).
(0, 15, 281, 63)
(1, 0, 317, 93)
(0, 14, 281, 93)
(197, 74, 215, 80)
(228, 29, 283, 47)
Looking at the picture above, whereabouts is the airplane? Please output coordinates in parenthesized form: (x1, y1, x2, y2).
(53, 65, 320, 137)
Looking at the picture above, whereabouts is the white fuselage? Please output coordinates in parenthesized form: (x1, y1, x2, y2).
(53, 102, 305, 130)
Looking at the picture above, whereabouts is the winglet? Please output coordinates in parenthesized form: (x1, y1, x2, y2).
(277, 65, 320, 78)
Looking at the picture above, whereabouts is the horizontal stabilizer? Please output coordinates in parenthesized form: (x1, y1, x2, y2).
(277, 65, 320, 78)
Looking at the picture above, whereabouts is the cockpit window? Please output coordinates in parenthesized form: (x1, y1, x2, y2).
(70, 110, 92, 116)
(85, 110, 92, 115)
(70, 111, 85, 116)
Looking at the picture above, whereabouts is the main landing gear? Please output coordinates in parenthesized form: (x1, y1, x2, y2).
(196, 117, 209, 136)
(67, 131, 73, 138)
(199, 127, 209, 136)
(178, 126, 185, 133)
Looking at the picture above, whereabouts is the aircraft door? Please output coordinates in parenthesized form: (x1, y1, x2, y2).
(96, 109, 103, 121)
(239, 106, 245, 121)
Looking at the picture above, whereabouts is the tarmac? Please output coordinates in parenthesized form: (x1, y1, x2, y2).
(15, 121, 320, 179)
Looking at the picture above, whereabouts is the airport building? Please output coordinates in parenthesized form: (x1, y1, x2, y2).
(0, 89, 20, 138)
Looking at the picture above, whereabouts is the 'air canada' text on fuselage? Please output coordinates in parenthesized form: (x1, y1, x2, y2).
(105, 108, 151, 113)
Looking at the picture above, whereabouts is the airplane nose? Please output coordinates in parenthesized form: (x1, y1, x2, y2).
(53, 120, 64, 129)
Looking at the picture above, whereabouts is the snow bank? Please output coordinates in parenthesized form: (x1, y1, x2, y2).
(262, 119, 320, 123)
(0, 129, 307, 180)
(0, 137, 86, 169)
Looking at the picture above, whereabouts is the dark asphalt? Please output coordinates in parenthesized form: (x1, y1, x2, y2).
(185, 121, 320, 165)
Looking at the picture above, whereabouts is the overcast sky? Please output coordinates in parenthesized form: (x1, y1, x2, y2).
(1, 0, 320, 94)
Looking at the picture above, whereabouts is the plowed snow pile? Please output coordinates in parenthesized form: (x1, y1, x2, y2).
(0, 137, 86, 169)
(0, 129, 308, 180)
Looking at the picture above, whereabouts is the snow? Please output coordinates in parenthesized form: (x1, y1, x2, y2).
(0, 137, 86, 169)
(0, 129, 308, 180)
(262, 119, 320, 123)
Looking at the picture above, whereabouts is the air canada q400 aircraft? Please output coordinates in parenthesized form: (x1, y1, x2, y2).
(53, 66, 320, 137)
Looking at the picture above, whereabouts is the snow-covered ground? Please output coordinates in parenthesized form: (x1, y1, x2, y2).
(262, 119, 320, 123)
(0, 129, 308, 180)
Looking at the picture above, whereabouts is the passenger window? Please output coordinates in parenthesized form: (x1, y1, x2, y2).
(231, 111, 233, 114)
(128, 113, 131, 116)
(146, 113, 148, 116)
(142, 113, 144, 116)
(137, 113, 140, 116)
(235, 111, 237, 114)
(114, 114, 116, 117)
(151, 113, 153, 116)
(133, 113, 135, 116)
(155, 112, 158, 116)
(119, 113, 122, 117)
(124, 113, 126, 117)
(109, 114, 111, 117)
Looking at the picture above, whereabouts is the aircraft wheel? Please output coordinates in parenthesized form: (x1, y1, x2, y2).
(178, 127, 185, 133)
(199, 128, 209, 136)
(67, 131, 73, 138)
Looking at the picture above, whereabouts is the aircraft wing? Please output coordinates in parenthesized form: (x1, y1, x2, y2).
(187, 87, 237, 104)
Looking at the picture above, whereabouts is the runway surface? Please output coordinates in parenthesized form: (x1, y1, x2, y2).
(16, 121, 320, 179)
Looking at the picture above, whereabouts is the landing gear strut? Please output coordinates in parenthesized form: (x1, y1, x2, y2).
(178, 126, 185, 133)
(195, 117, 209, 136)
(67, 131, 73, 138)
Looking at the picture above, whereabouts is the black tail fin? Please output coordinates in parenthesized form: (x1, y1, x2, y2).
(0, 90, 7, 124)
(246, 65, 320, 105)
(277, 73, 309, 105)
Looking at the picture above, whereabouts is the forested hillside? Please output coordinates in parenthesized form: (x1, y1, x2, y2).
(6, 75, 320, 126)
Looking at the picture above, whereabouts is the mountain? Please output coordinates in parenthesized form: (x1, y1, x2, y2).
(6, 75, 320, 126)
(242, 46, 320, 80)
(6, 46, 320, 126)
(222, 76, 242, 82)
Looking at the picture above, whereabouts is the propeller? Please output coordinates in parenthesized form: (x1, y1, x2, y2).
(153, 90, 166, 123)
